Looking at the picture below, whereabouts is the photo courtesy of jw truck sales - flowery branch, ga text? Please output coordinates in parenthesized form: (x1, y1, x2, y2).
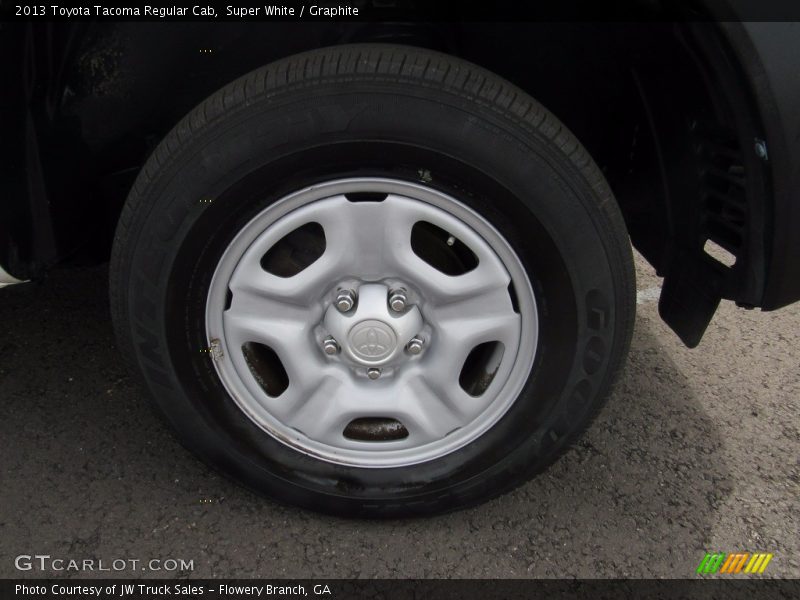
(14, 583, 331, 597)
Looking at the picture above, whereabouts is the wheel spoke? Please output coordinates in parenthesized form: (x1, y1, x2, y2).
(431, 287, 521, 349)
(380, 196, 513, 302)
(223, 289, 323, 385)
(313, 195, 419, 277)
(282, 376, 349, 444)
(228, 243, 341, 305)
(394, 374, 473, 443)
(285, 376, 417, 447)
(417, 289, 521, 412)
(287, 374, 473, 447)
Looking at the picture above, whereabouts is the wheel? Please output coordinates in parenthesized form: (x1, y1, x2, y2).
(110, 44, 635, 517)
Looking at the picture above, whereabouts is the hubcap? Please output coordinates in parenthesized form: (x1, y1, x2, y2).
(349, 319, 396, 363)
(324, 283, 424, 369)
(205, 178, 538, 468)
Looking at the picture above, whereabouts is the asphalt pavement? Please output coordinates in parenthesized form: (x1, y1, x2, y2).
(1, 253, 798, 578)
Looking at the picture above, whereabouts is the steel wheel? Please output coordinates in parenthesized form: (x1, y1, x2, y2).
(206, 178, 538, 467)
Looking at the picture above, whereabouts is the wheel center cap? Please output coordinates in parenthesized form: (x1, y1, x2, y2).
(348, 320, 397, 363)
(322, 282, 424, 368)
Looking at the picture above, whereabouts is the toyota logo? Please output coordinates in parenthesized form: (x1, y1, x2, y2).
(348, 320, 397, 363)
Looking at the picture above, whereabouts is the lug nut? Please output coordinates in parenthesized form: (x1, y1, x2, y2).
(335, 288, 356, 312)
(322, 337, 340, 355)
(406, 336, 424, 355)
(367, 368, 382, 380)
(388, 288, 408, 312)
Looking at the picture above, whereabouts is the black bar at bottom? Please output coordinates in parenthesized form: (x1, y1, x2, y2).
(1, 579, 799, 600)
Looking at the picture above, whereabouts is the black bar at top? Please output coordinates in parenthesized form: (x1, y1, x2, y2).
(4, 0, 800, 22)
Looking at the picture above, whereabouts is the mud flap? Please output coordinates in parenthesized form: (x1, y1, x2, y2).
(658, 251, 722, 348)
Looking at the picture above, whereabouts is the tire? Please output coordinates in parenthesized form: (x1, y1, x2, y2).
(110, 44, 635, 517)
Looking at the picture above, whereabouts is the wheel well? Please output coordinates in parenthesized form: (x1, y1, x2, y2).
(10, 19, 770, 345)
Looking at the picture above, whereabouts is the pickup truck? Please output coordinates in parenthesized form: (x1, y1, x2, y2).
(2, 7, 798, 516)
